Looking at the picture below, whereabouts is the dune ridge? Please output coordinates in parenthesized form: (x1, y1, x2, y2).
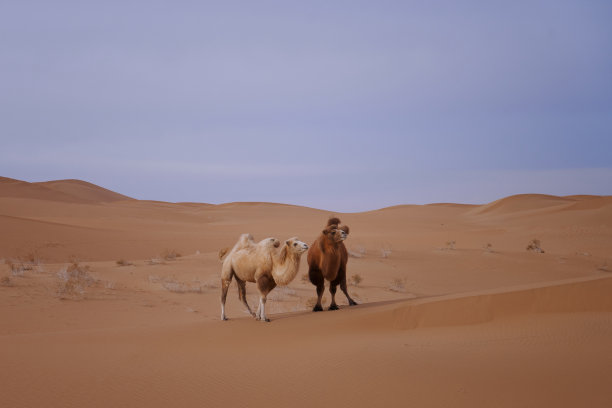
(387, 275, 612, 330)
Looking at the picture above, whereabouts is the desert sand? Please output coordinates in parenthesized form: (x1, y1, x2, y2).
(1, 176, 611, 407)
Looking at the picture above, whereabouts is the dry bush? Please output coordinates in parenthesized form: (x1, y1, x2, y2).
(348, 245, 366, 258)
(161, 249, 181, 261)
(23, 251, 42, 266)
(526, 239, 545, 253)
(445, 241, 456, 250)
(57, 262, 96, 299)
(147, 258, 165, 265)
(380, 248, 392, 258)
(1, 276, 12, 287)
(5, 259, 26, 276)
(389, 277, 407, 293)
(483, 243, 494, 253)
(350, 274, 363, 286)
(116, 259, 133, 267)
(157, 277, 212, 293)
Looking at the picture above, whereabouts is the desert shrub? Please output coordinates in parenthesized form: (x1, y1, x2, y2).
(348, 246, 366, 258)
(526, 239, 545, 253)
(483, 243, 493, 253)
(159, 277, 212, 293)
(350, 274, 363, 286)
(446, 240, 456, 250)
(389, 277, 407, 293)
(5, 259, 25, 276)
(116, 259, 133, 267)
(380, 248, 392, 258)
(1, 276, 12, 286)
(23, 251, 42, 266)
(57, 262, 96, 299)
(147, 258, 165, 265)
(161, 249, 181, 261)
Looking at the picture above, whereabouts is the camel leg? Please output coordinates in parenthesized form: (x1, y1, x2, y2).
(236, 277, 255, 318)
(340, 276, 358, 306)
(220, 275, 233, 321)
(328, 283, 339, 310)
(309, 267, 325, 312)
(256, 275, 275, 322)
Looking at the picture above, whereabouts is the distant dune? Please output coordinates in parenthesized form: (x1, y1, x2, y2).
(0, 177, 132, 203)
(1, 176, 611, 408)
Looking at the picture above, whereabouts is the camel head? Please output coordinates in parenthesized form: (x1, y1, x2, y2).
(284, 237, 309, 254)
(323, 223, 349, 243)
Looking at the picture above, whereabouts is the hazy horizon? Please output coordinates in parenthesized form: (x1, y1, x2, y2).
(2, 1, 611, 212)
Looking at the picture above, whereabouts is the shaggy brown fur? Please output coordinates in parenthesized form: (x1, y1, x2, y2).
(220, 234, 308, 322)
(307, 217, 357, 311)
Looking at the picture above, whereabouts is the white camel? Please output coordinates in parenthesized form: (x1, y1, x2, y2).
(220, 234, 308, 321)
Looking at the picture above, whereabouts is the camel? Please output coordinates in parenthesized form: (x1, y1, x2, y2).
(220, 233, 308, 322)
(307, 217, 357, 311)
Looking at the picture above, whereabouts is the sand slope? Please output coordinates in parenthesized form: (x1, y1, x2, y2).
(1, 177, 611, 407)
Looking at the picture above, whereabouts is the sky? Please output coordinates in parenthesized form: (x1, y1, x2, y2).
(1, 1, 611, 212)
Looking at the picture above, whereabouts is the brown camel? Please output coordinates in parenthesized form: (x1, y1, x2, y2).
(220, 234, 308, 321)
(307, 217, 357, 311)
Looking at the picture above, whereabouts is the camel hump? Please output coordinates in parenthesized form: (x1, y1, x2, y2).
(218, 248, 229, 261)
(327, 217, 341, 227)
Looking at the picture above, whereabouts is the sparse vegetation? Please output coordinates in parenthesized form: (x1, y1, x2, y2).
(350, 274, 363, 286)
(389, 277, 407, 293)
(147, 258, 165, 265)
(56, 262, 96, 299)
(5, 259, 26, 276)
(483, 243, 493, 253)
(526, 239, 545, 253)
(348, 245, 366, 258)
(116, 259, 133, 267)
(149, 275, 216, 293)
(161, 249, 181, 261)
(380, 248, 392, 258)
(446, 240, 456, 250)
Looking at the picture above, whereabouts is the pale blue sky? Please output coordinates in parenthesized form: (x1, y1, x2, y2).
(1, 1, 611, 211)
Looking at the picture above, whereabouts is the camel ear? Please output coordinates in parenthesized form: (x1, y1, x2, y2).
(340, 225, 349, 234)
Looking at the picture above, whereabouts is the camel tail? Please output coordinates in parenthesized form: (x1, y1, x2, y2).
(218, 247, 230, 262)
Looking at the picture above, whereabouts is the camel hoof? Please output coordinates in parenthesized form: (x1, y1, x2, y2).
(328, 304, 339, 311)
(222, 317, 229, 321)
(349, 300, 358, 306)
(313, 305, 323, 312)
(263, 318, 271, 322)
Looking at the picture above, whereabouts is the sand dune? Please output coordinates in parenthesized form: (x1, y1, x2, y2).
(34, 179, 133, 202)
(1, 177, 611, 407)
